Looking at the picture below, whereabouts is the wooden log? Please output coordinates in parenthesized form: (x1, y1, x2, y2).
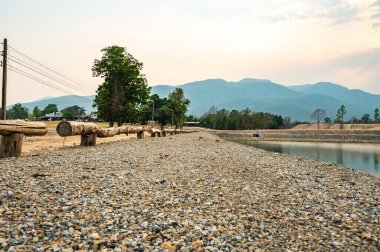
(56, 121, 99, 137)
(56, 121, 194, 142)
(56, 121, 148, 138)
(80, 134, 97, 146)
(0, 133, 24, 158)
(0, 120, 47, 136)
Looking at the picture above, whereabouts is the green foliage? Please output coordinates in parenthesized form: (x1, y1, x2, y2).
(374, 108, 379, 122)
(336, 105, 347, 124)
(140, 90, 190, 128)
(32, 106, 44, 118)
(324, 117, 332, 124)
(199, 107, 285, 130)
(8, 103, 29, 119)
(92, 45, 150, 126)
(361, 114, 371, 124)
(61, 105, 86, 118)
(43, 104, 58, 115)
(168, 88, 190, 128)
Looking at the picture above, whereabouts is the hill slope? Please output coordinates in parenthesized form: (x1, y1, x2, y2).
(12, 79, 380, 121)
(152, 79, 380, 121)
(19, 95, 95, 114)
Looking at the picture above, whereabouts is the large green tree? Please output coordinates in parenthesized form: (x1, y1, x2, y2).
(146, 94, 172, 128)
(43, 104, 58, 115)
(61, 105, 86, 118)
(32, 106, 44, 117)
(168, 88, 190, 128)
(8, 103, 29, 119)
(92, 45, 150, 126)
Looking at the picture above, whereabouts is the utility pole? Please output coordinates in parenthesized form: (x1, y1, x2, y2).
(1, 38, 7, 120)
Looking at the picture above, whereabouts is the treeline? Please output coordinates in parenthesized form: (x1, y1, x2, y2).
(191, 107, 293, 130)
(3, 103, 86, 120)
(311, 105, 380, 128)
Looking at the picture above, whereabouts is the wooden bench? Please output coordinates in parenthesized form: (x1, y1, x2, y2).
(56, 121, 193, 146)
(0, 120, 48, 158)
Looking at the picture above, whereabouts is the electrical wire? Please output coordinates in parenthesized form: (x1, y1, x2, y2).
(7, 45, 93, 93)
(8, 65, 92, 102)
(8, 54, 92, 95)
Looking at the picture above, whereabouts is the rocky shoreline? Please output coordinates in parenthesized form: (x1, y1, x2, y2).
(0, 132, 379, 251)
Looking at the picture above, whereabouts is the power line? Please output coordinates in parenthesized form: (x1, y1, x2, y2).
(8, 54, 92, 95)
(9, 65, 76, 95)
(7, 45, 93, 93)
(8, 65, 93, 102)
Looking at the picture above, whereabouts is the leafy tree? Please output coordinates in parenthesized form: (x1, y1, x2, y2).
(156, 102, 172, 129)
(8, 103, 29, 119)
(43, 104, 58, 115)
(139, 94, 172, 128)
(361, 114, 371, 124)
(32, 106, 44, 118)
(92, 45, 150, 126)
(336, 105, 347, 126)
(311, 108, 326, 130)
(324, 117, 332, 124)
(374, 108, 379, 123)
(168, 88, 190, 128)
(61, 105, 86, 118)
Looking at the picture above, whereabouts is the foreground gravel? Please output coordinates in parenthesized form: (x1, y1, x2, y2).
(0, 132, 379, 251)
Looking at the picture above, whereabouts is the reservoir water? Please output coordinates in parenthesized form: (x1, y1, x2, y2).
(228, 138, 380, 176)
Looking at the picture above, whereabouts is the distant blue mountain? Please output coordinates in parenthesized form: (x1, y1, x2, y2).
(13, 78, 380, 121)
(19, 95, 95, 114)
(152, 79, 380, 121)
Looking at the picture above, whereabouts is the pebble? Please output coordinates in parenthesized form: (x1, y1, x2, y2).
(0, 132, 378, 251)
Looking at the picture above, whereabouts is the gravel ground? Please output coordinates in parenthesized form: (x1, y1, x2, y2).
(0, 132, 379, 251)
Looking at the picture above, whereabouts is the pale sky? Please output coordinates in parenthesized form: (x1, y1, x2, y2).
(1, 0, 380, 104)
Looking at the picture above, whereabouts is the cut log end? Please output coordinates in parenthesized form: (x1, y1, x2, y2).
(56, 121, 72, 137)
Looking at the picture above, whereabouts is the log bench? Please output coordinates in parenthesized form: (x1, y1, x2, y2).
(0, 120, 48, 158)
(56, 121, 193, 146)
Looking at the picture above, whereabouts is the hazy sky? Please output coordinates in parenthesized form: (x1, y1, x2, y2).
(1, 0, 380, 104)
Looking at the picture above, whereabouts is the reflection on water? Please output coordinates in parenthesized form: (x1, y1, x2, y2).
(229, 139, 380, 176)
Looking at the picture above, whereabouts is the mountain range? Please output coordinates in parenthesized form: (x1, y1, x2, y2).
(16, 78, 380, 121)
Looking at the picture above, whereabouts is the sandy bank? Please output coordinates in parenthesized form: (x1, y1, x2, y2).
(0, 132, 379, 251)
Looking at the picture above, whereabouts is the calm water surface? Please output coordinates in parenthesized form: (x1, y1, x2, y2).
(229, 138, 380, 176)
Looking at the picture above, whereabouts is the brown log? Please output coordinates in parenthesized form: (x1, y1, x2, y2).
(0, 133, 24, 158)
(0, 120, 47, 136)
(56, 121, 150, 138)
(56, 121, 99, 137)
(56, 121, 192, 142)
